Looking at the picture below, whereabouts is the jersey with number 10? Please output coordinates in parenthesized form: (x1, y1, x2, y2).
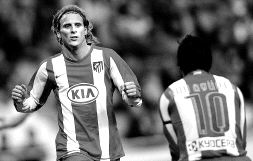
(159, 70, 247, 161)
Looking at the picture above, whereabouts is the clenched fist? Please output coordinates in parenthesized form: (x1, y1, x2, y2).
(11, 84, 29, 104)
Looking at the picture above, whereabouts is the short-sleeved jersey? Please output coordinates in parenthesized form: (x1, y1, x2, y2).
(22, 45, 142, 160)
(159, 70, 247, 161)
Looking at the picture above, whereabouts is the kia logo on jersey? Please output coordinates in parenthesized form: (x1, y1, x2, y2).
(67, 83, 99, 104)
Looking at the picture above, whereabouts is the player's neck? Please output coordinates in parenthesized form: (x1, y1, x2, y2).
(62, 43, 91, 61)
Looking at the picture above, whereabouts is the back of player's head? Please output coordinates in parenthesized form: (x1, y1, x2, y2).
(177, 35, 212, 75)
(51, 5, 98, 44)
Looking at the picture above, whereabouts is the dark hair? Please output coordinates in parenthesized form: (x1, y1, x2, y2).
(51, 5, 99, 44)
(177, 35, 212, 74)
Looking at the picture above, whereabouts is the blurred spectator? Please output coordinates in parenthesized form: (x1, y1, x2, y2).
(0, 58, 57, 161)
(0, 49, 10, 89)
(0, 88, 57, 161)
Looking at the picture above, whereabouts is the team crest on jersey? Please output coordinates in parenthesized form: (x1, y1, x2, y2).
(93, 61, 103, 73)
(67, 83, 99, 104)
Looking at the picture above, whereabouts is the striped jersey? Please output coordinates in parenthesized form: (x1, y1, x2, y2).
(159, 70, 247, 161)
(22, 45, 142, 160)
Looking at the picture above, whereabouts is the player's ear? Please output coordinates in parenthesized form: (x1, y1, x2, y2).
(56, 32, 62, 44)
(84, 27, 88, 36)
(56, 32, 61, 40)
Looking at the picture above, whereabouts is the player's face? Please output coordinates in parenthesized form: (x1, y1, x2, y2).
(59, 13, 87, 48)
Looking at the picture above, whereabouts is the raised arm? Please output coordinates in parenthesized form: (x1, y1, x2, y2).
(108, 49, 142, 107)
(11, 61, 54, 113)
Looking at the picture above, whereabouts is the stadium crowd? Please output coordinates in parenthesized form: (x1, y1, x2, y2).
(0, 0, 253, 160)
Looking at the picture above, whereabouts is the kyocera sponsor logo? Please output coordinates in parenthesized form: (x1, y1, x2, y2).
(67, 83, 99, 104)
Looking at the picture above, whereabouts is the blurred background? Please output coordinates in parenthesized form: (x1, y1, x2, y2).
(0, 0, 253, 160)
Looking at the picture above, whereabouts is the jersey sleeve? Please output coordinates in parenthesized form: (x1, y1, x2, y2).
(159, 88, 179, 160)
(236, 87, 247, 148)
(159, 93, 171, 124)
(108, 49, 142, 107)
(22, 61, 54, 112)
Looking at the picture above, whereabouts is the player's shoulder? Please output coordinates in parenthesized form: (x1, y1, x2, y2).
(169, 78, 187, 91)
(37, 53, 62, 69)
(41, 53, 62, 62)
(213, 74, 238, 91)
(93, 45, 123, 64)
(93, 45, 117, 55)
(164, 78, 187, 97)
(213, 74, 234, 85)
(213, 74, 230, 82)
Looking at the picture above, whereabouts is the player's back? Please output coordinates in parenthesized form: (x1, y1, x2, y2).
(168, 70, 248, 161)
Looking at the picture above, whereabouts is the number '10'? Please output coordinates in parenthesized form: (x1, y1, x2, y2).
(187, 92, 229, 135)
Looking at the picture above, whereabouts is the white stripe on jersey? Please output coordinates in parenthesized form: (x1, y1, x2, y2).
(30, 61, 48, 103)
(24, 62, 48, 110)
(109, 57, 128, 104)
(170, 79, 201, 159)
(159, 94, 178, 144)
(91, 49, 110, 160)
(213, 75, 239, 155)
(109, 57, 124, 89)
(237, 87, 245, 138)
(52, 54, 80, 153)
(159, 94, 171, 122)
